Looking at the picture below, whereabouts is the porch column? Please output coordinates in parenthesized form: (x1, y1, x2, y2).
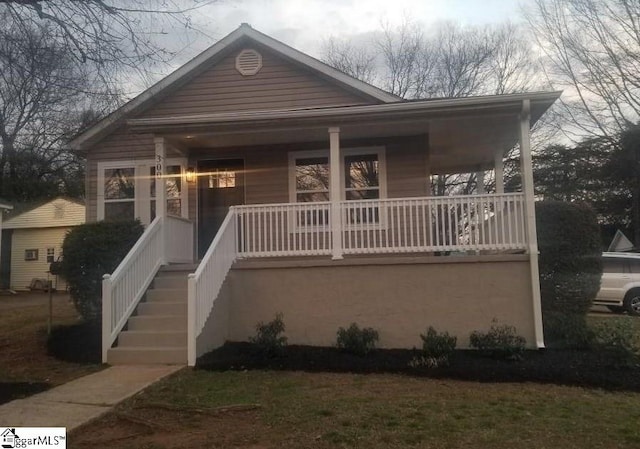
(519, 100, 544, 349)
(154, 137, 167, 264)
(329, 127, 343, 260)
(494, 150, 504, 194)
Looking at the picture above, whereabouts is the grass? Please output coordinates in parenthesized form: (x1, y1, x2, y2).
(71, 369, 640, 448)
(0, 293, 103, 403)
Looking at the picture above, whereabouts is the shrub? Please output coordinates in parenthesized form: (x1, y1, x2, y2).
(543, 311, 595, 349)
(469, 321, 526, 360)
(336, 323, 379, 356)
(591, 318, 639, 366)
(61, 220, 144, 322)
(249, 313, 287, 357)
(410, 326, 457, 368)
(536, 201, 602, 316)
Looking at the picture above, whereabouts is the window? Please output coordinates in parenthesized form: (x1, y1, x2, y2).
(103, 167, 135, 221)
(25, 249, 38, 261)
(603, 257, 630, 273)
(98, 159, 187, 225)
(344, 152, 381, 225)
(294, 155, 329, 202)
(46, 248, 55, 263)
(208, 169, 236, 188)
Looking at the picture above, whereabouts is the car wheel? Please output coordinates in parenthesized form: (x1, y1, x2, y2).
(623, 290, 640, 316)
(607, 305, 625, 314)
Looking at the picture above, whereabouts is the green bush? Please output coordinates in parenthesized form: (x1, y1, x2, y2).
(410, 326, 457, 368)
(336, 323, 379, 356)
(591, 318, 639, 366)
(249, 313, 287, 357)
(60, 220, 144, 322)
(536, 201, 602, 315)
(469, 321, 526, 361)
(543, 311, 594, 349)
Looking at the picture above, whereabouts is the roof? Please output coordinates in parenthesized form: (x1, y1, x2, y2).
(69, 24, 401, 151)
(128, 91, 561, 132)
(603, 252, 640, 258)
(3, 197, 85, 230)
(0, 199, 12, 210)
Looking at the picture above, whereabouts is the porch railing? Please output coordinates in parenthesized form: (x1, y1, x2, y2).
(187, 210, 237, 366)
(102, 215, 194, 362)
(235, 193, 527, 258)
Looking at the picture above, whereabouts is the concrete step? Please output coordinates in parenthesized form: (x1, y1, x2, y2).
(159, 264, 198, 273)
(153, 275, 188, 289)
(145, 289, 187, 303)
(137, 301, 186, 316)
(107, 346, 187, 365)
(118, 330, 187, 347)
(128, 315, 187, 332)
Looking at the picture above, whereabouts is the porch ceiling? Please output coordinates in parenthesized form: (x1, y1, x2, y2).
(130, 91, 560, 174)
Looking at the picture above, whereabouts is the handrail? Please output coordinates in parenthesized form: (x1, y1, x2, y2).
(187, 208, 237, 365)
(102, 216, 164, 362)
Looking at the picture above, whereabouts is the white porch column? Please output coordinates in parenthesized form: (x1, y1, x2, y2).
(154, 137, 167, 264)
(494, 150, 504, 194)
(329, 127, 343, 260)
(519, 100, 544, 349)
(476, 171, 485, 194)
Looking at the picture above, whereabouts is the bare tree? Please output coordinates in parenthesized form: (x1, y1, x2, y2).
(525, 0, 640, 140)
(323, 37, 378, 85)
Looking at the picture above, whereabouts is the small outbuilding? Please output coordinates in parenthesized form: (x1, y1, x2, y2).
(1, 197, 85, 291)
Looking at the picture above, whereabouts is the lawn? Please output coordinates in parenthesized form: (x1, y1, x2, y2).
(70, 312, 640, 449)
(70, 369, 640, 449)
(0, 293, 103, 404)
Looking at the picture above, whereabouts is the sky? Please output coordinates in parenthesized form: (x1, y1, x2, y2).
(165, 0, 530, 67)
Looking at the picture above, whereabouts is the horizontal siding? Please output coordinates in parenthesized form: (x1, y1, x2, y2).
(4, 199, 85, 229)
(9, 227, 72, 291)
(386, 136, 430, 198)
(141, 44, 371, 118)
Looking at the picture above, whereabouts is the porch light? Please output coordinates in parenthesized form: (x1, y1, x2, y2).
(185, 167, 196, 183)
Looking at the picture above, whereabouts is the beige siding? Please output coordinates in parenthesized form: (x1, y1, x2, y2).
(4, 198, 84, 229)
(226, 256, 535, 349)
(141, 44, 371, 118)
(10, 227, 72, 291)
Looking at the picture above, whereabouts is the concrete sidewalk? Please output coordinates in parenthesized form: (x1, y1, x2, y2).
(0, 365, 182, 431)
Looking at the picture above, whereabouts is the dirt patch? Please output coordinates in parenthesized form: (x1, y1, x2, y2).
(197, 342, 640, 392)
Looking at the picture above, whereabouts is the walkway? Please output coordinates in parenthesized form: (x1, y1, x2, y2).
(0, 365, 182, 431)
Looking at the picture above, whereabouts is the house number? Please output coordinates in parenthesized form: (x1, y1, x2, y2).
(155, 155, 163, 178)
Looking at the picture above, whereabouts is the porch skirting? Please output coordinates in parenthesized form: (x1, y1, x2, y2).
(195, 255, 536, 358)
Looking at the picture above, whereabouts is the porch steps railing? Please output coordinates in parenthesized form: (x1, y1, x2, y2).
(102, 216, 194, 363)
(187, 210, 237, 366)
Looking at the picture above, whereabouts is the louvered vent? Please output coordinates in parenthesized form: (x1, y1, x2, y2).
(235, 49, 262, 76)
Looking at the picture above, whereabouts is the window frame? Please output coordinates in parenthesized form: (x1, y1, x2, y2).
(25, 249, 39, 261)
(288, 147, 387, 231)
(97, 158, 188, 224)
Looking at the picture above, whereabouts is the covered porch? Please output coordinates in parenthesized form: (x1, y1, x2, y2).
(102, 92, 558, 365)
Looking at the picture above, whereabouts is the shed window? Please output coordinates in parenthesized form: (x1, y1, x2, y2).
(25, 249, 38, 261)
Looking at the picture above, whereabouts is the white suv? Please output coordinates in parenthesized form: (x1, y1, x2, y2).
(594, 252, 640, 315)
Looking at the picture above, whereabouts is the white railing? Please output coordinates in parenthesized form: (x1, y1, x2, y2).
(102, 217, 164, 362)
(188, 210, 237, 366)
(341, 193, 527, 254)
(165, 215, 194, 263)
(235, 202, 331, 257)
(234, 193, 527, 258)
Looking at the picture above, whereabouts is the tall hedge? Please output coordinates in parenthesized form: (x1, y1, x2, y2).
(61, 220, 144, 322)
(536, 201, 602, 315)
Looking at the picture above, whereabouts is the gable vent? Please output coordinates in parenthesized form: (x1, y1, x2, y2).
(235, 49, 262, 76)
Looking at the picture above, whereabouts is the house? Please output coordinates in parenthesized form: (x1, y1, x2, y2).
(1, 197, 85, 291)
(1, 428, 18, 447)
(69, 24, 560, 365)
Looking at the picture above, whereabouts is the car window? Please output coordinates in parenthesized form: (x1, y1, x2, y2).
(629, 258, 640, 274)
(603, 258, 626, 273)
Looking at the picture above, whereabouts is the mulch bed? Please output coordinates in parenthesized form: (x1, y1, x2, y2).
(197, 342, 640, 392)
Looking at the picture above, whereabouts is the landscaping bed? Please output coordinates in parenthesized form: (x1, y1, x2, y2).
(197, 341, 640, 392)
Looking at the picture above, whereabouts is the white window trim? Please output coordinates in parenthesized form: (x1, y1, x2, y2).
(288, 146, 387, 231)
(97, 158, 188, 223)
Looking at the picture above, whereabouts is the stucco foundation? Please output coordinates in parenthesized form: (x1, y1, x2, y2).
(214, 255, 536, 350)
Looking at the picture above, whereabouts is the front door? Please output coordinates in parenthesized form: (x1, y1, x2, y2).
(197, 159, 245, 258)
